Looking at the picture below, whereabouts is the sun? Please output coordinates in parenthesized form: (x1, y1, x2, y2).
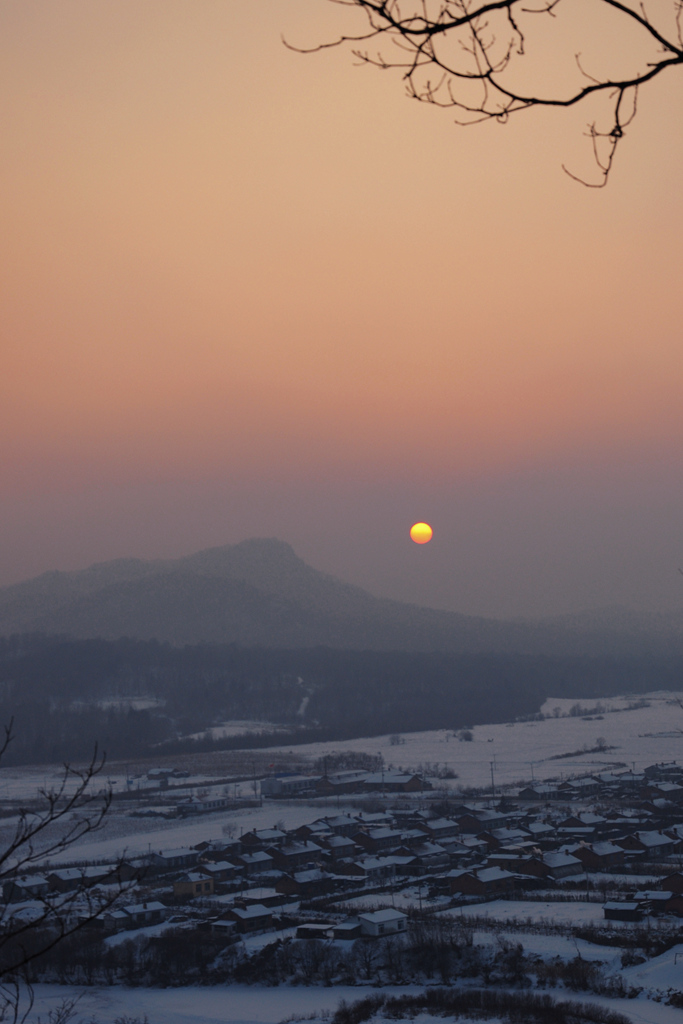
(410, 522, 433, 544)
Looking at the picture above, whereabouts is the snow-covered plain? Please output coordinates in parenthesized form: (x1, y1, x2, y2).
(454, 898, 611, 928)
(186, 721, 290, 742)
(472, 928, 624, 963)
(21, 981, 683, 1024)
(1, 691, 681, 866)
(263, 693, 683, 791)
(23, 983, 422, 1024)
(1, 691, 680, 809)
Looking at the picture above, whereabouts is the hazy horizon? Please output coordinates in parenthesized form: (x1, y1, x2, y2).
(3, 1, 683, 620)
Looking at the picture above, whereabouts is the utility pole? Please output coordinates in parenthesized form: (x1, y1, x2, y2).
(490, 761, 496, 800)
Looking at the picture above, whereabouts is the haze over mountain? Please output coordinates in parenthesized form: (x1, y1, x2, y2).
(0, 538, 682, 656)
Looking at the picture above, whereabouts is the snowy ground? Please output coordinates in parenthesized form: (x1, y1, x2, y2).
(0, 799, 324, 866)
(21, 982, 683, 1024)
(472, 928, 624, 963)
(1, 689, 680, 867)
(4, 691, 683, 809)
(453, 898, 622, 928)
(23, 983, 422, 1024)
(2, 690, 682, 809)
(623, 943, 683, 996)
(263, 693, 683, 792)
(186, 722, 288, 742)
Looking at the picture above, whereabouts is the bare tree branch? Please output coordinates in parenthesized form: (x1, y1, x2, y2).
(295, 0, 683, 183)
(0, 726, 135, 1021)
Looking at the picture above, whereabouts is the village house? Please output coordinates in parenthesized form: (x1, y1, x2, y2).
(484, 853, 551, 880)
(350, 856, 398, 883)
(333, 919, 363, 939)
(396, 842, 449, 873)
(324, 815, 360, 836)
(559, 813, 607, 833)
(225, 903, 273, 934)
(567, 841, 625, 871)
(457, 809, 508, 833)
(297, 923, 333, 939)
(173, 872, 215, 898)
(617, 831, 679, 860)
(47, 863, 137, 893)
(197, 838, 242, 861)
(448, 867, 517, 897)
(518, 784, 562, 801)
(235, 887, 289, 909)
(197, 860, 238, 883)
(295, 820, 332, 841)
(646, 782, 683, 803)
(416, 817, 460, 842)
(210, 918, 237, 937)
(664, 894, 683, 915)
(358, 908, 408, 937)
(275, 868, 334, 899)
(315, 771, 369, 796)
(541, 852, 583, 878)
(603, 901, 643, 922)
(268, 841, 322, 870)
(4, 874, 49, 901)
(634, 890, 674, 915)
(353, 827, 403, 855)
(477, 827, 530, 851)
(524, 819, 557, 843)
(321, 835, 360, 861)
(239, 851, 274, 876)
(361, 773, 430, 793)
(558, 778, 600, 798)
(122, 901, 168, 928)
(149, 848, 198, 871)
(661, 872, 683, 894)
(260, 775, 319, 798)
(241, 828, 287, 849)
(177, 794, 233, 815)
(101, 908, 130, 931)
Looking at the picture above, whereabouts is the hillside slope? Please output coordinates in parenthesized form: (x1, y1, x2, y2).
(0, 539, 681, 655)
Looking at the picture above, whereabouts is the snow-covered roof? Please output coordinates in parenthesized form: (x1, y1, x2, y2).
(476, 867, 515, 882)
(543, 852, 582, 868)
(359, 908, 407, 924)
(635, 831, 675, 848)
(124, 901, 166, 915)
(230, 903, 272, 919)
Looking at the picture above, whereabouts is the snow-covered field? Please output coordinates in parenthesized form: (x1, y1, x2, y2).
(265, 692, 683, 791)
(1, 690, 681, 865)
(186, 721, 288, 742)
(21, 982, 683, 1024)
(0, 800, 324, 866)
(454, 898, 611, 928)
(472, 928, 624, 963)
(623, 944, 683, 994)
(23, 983, 422, 1024)
(2, 691, 680, 808)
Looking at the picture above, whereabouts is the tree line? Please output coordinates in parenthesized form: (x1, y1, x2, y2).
(0, 634, 680, 764)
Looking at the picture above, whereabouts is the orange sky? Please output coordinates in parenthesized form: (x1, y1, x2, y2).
(2, 0, 683, 617)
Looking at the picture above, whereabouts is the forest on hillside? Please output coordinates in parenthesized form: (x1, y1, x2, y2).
(0, 634, 681, 765)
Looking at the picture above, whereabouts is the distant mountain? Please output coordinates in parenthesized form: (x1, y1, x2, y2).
(0, 538, 682, 655)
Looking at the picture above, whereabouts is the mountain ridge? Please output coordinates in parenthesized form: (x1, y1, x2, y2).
(1, 538, 681, 655)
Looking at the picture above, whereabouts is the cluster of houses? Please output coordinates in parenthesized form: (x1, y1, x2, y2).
(261, 770, 431, 799)
(7, 761, 683, 942)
